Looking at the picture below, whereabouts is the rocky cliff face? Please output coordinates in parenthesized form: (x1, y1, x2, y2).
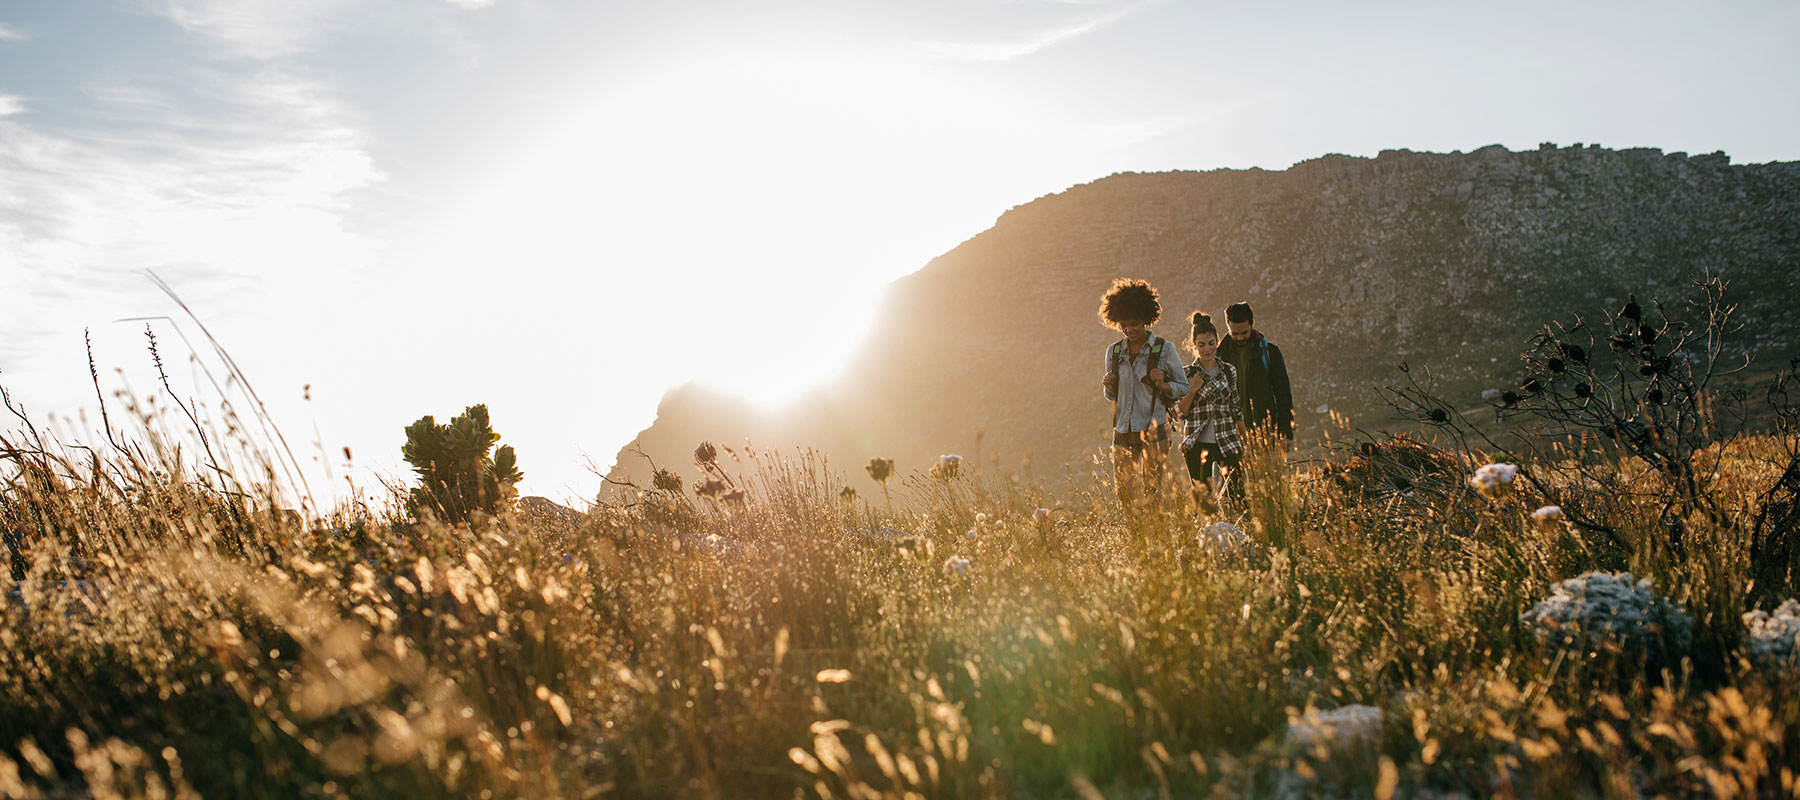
(608, 143, 1800, 494)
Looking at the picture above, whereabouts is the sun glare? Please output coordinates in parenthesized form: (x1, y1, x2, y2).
(407, 47, 1006, 412)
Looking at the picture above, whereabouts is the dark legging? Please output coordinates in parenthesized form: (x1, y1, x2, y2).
(1183, 442, 1242, 502)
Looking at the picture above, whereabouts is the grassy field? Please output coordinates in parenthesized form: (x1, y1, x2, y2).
(2, 400, 1798, 798)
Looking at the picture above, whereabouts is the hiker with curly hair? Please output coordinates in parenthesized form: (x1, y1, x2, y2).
(1099, 278, 1188, 510)
(1174, 311, 1244, 510)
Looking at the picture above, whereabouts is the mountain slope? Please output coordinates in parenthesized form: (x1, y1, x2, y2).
(608, 143, 1800, 494)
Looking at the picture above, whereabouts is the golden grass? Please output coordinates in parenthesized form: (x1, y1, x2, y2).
(2, 420, 1798, 798)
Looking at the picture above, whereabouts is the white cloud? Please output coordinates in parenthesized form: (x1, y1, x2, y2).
(912, 2, 1144, 61)
(0, 70, 382, 374)
(0, 24, 27, 42)
(151, 0, 359, 58)
(443, 0, 495, 8)
(0, 95, 23, 116)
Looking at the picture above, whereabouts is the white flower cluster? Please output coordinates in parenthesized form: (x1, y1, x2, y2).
(942, 556, 970, 575)
(1742, 599, 1800, 680)
(1530, 505, 1564, 531)
(1521, 571, 1694, 660)
(1469, 462, 1519, 498)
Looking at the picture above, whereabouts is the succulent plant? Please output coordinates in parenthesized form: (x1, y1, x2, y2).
(401, 404, 522, 524)
(1521, 572, 1693, 668)
(1742, 599, 1800, 681)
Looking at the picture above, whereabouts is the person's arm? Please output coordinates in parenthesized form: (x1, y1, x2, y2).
(1102, 344, 1119, 401)
(1159, 348, 1188, 405)
(1176, 366, 1200, 418)
(1228, 365, 1245, 426)
(1270, 344, 1294, 440)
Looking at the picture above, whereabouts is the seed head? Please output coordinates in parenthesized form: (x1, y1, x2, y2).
(1574, 382, 1592, 398)
(1639, 325, 1658, 345)
(866, 457, 895, 485)
(694, 441, 718, 466)
(652, 469, 683, 493)
(1428, 408, 1449, 424)
(1622, 294, 1642, 321)
(1500, 391, 1520, 407)
(838, 486, 857, 505)
(1547, 358, 1566, 374)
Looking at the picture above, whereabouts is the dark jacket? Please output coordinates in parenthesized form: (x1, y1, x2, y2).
(1217, 330, 1293, 439)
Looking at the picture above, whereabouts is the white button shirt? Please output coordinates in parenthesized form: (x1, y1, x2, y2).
(1103, 333, 1189, 434)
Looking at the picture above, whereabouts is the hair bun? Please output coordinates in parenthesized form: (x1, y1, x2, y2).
(1191, 311, 1211, 325)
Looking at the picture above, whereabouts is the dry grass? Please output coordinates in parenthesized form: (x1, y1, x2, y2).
(3, 411, 1798, 798)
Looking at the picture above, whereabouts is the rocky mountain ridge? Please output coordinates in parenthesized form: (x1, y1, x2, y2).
(607, 143, 1800, 494)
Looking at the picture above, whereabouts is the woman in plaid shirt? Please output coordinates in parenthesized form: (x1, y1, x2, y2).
(1176, 312, 1245, 509)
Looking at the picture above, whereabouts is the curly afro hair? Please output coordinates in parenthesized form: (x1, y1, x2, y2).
(1097, 278, 1161, 329)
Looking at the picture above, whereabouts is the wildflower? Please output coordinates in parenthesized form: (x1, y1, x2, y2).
(721, 488, 748, 506)
(838, 486, 857, 505)
(695, 478, 727, 499)
(1032, 508, 1051, 522)
(1560, 343, 1588, 363)
(966, 528, 979, 539)
(693, 441, 717, 467)
(1621, 294, 1641, 321)
(866, 457, 895, 485)
(1574, 382, 1592, 398)
(974, 512, 987, 525)
(943, 555, 970, 575)
(1547, 357, 1565, 374)
(929, 454, 962, 482)
(1468, 463, 1519, 498)
(1742, 599, 1800, 681)
(1529, 505, 1565, 532)
(1520, 571, 1694, 666)
(1639, 325, 1658, 345)
(652, 469, 683, 493)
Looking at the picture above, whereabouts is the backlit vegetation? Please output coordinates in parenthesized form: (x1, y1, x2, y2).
(2, 292, 1797, 798)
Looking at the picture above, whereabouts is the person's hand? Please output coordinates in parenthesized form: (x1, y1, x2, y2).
(1147, 368, 1164, 384)
(1103, 372, 1119, 390)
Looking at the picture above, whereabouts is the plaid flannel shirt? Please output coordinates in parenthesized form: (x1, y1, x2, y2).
(1178, 360, 1244, 455)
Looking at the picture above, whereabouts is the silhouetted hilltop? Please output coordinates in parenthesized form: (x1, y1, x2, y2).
(608, 143, 1800, 495)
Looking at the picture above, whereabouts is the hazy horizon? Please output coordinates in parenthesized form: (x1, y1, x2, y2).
(4, 0, 1798, 505)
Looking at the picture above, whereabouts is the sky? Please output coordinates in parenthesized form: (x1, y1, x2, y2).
(3, 0, 1798, 507)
